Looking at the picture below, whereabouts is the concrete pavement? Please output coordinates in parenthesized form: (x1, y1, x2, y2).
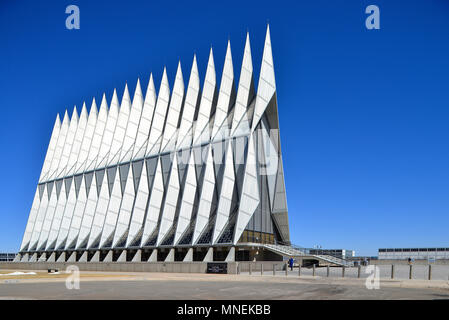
(1, 270, 449, 299)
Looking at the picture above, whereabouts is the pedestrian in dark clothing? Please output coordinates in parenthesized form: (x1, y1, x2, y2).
(288, 257, 294, 271)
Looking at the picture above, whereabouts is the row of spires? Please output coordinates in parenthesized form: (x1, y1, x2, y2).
(54, 23, 273, 133)
(39, 25, 275, 183)
(55, 31, 249, 130)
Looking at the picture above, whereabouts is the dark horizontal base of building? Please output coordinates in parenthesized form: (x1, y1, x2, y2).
(0, 261, 239, 274)
(0, 260, 299, 274)
(15, 245, 284, 264)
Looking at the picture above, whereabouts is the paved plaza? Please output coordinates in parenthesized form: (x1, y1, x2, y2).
(0, 270, 449, 300)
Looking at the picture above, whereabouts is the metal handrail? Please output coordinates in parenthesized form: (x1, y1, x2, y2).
(239, 242, 353, 267)
(260, 243, 353, 267)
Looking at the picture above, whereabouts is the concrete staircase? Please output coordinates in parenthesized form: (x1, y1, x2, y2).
(246, 243, 353, 267)
(312, 254, 353, 267)
(262, 243, 306, 256)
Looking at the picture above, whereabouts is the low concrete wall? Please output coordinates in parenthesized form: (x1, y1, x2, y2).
(237, 261, 286, 272)
(0, 261, 238, 274)
(372, 259, 449, 265)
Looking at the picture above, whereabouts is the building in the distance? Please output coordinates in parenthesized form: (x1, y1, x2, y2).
(0, 253, 16, 262)
(16, 26, 291, 263)
(378, 248, 449, 260)
(307, 249, 355, 260)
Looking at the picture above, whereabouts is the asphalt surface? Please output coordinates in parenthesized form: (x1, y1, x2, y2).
(1, 272, 449, 300)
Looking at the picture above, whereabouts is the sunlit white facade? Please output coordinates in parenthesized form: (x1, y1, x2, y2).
(17, 26, 290, 263)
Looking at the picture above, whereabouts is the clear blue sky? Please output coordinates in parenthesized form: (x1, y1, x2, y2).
(0, 0, 448, 256)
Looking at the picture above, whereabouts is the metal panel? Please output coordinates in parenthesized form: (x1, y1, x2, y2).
(126, 159, 151, 247)
(211, 41, 235, 140)
(177, 55, 200, 150)
(36, 183, 59, 250)
(57, 106, 79, 178)
(271, 155, 290, 242)
(38, 114, 61, 183)
(121, 79, 144, 163)
(194, 49, 216, 145)
(112, 165, 136, 247)
(87, 168, 112, 248)
(75, 174, 98, 249)
(161, 63, 184, 152)
(64, 175, 88, 249)
(192, 146, 215, 244)
(273, 157, 287, 212)
(85, 94, 108, 171)
(231, 33, 254, 135)
(108, 84, 131, 166)
(133, 74, 156, 160)
(260, 119, 278, 209)
(96, 90, 119, 169)
(27, 185, 49, 250)
(19, 187, 41, 251)
(66, 103, 88, 176)
(233, 135, 260, 244)
(45, 180, 68, 251)
(75, 99, 98, 174)
(99, 166, 123, 248)
(145, 69, 170, 157)
(174, 151, 197, 244)
(55, 177, 78, 249)
(156, 155, 180, 245)
(252, 25, 276, 131)
(47, 111, 70, 181)
(142, 158, 164, 245)
(212, 141, 235, 243)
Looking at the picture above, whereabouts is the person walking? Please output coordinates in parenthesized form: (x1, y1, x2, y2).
(288, 257, 294, 271)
